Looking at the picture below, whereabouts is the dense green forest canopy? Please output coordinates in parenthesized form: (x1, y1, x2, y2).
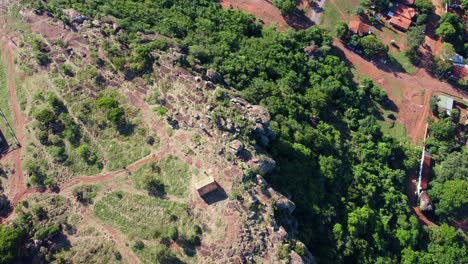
(16, 0, 468, 262)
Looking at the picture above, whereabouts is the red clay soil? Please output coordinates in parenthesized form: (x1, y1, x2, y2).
(220, 0, 289, 30)
(0, 33, 27, 207)
(220, 0, 313, 30)
(333, 39, 468, 145)
(84, 210, 141, 264)
(407, 172, 437, 227)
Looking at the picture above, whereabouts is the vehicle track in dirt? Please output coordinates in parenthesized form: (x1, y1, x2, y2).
(1, 24, 27, 214)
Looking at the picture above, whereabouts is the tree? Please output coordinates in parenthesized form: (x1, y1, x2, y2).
(435, 43, 455, 73)
(349, 34, 361, 48)
(406, 26, 425, 51)
(436, 23, 457, 42)
(430, 180, 468, 221)
(76, 144, 96, 164)
(416, 14, 428, 25)
(439, 43, 456, 61)
(434, 149, 468, 183)
(436, 13, 464, 51)
(273, 0, 296, 15)
(355, 6, 365, 16)
(414, 0, 435, 13)
(429, 118, 455, 141)
(461, 0, 468, 9)
(0, 225, 24, 263)
(167, 226, 179, 241)
(34, 108, 55, 126)
(375, 0, 391, 11)
(360, 35, 388, 58)
(335, 21, 349, 41)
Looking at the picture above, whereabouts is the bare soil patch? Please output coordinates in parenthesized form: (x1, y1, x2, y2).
(334, 39, 468, 145)
(220, 0, 313, 30)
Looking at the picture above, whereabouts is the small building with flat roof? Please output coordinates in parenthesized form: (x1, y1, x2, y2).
(195, 176, 218, 197)
(437, 95, 454, 115)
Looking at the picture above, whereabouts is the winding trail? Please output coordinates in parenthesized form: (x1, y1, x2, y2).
(0, 24, 27, 213)
(84, 210, 141, 264)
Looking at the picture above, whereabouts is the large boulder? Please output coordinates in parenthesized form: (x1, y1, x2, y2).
(229, 140, 244, 156)
(256, 157, 276, 175)
(419, 191, 433, 212)
(274, 194, 296, 215)
(205, 68, 223, 84)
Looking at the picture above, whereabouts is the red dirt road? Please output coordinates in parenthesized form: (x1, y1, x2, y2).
(333, 39, 468, 145)
(220, 0, 289, 30)
(220, 0, 313, 30)
(0, 31, 27, 207)
(407, 173, 437, 227)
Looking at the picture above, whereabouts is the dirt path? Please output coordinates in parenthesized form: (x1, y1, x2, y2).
(298, 0, 327, 25)
(333, 39, 468, 145)
(0, 26, 27, 207)
(84, 210, 141, 264)
(407, 173, 437, 227)
(220, 0, 313, 30)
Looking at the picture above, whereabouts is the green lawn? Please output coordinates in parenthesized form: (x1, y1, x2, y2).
(132, 155, 193, 198)
(389, 51, 417, 75)
(377, 107, 408, 142)
(93, 192, 200, 263)
(320, 0, 360, 31)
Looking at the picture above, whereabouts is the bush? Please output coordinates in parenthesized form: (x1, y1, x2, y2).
(155, 106, 168, 116)
(35, 52, 50, 65)
(133, 240, 145, 250)
(335, 21, 349, 41)
(76, 144, 97, 164)
(59, 64, 73, 76)
(72, 184, 98, 205)
(34, 108, 55, 126)
(273, 0, 296, 15)
(414, 0, 435, 13)
(167, 226, 179, 241)
(416, 14, 428, 25)
(360, 35, 388, 58)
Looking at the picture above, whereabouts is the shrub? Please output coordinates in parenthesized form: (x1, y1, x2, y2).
(72, 184, 98, 205)
(155, 106, 168, 116)
(273, 0, 296, 15)
(133, 240, 145, 250)
(167, 226, 179, 241)
(59, 64, 73, 76)
(34, 108, 55, 126)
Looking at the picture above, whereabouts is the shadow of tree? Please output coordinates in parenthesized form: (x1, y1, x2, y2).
(0, 194, 12, 217)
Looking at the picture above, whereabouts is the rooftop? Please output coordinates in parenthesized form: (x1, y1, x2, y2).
(348, 20, 371, 37)
(195, 176, 218, 197)
(437, 95, 454, 111)
(393, 5, 416, 19)
(451, 65, 468, 80)
(389, 15, 412, 31)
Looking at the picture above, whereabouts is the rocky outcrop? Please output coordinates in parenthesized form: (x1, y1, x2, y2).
(419, 191, 433, 212)
(205, 68, 223, 84)
(251, 156, 276, 175)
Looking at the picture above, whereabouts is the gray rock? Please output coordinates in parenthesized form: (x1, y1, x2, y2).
(419, 191, 433, 212)
(206, 68, 223, 83)
(257, 157, 276, 175)
(229, 140, 244, 155)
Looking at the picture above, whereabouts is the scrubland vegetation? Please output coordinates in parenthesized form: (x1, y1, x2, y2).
(0, 0, 465, 263)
